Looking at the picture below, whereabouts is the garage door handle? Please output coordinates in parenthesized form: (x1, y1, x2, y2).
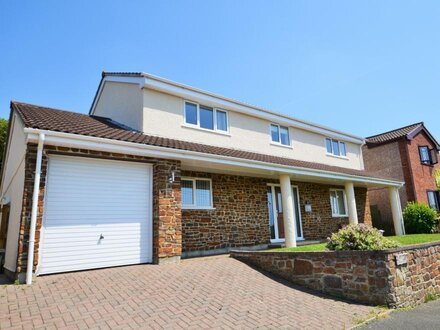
(99, 234, 104, 240)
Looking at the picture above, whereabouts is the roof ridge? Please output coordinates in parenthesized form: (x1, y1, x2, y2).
(366, 122, 424, 140)
(11, 101, 89, 117)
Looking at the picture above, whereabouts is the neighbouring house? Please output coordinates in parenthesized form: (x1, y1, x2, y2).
(363, 122, 440, 234)
(0, 72, 405, 283)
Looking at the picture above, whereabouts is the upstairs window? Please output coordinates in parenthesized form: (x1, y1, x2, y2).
(182, 178, 213, 209)
(330, 189, 348, 217)
(270, 124, 290, 146)
(427, 191, 440, 211)
(326, 138, 347, 157)
(419, 146, 438, 165)
(184, 101, 228, 133)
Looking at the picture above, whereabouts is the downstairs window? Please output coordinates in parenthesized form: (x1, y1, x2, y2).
(182, 178, 213, 209)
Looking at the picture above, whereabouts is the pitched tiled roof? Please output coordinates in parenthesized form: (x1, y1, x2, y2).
(12, 101, 395, 181)
(366, 123, 423, 144)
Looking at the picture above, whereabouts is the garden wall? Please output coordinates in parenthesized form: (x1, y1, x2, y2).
(231, 242, 440, 308)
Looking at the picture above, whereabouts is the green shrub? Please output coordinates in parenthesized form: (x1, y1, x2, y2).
(403, 202, 439, 234)
(326, 224, 400, 251)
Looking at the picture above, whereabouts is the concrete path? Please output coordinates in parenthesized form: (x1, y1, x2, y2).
(1, 255, 376, 329)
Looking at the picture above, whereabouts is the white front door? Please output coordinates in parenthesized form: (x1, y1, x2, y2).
(38, 155, 153, 275)
(267, 184, 303, 242)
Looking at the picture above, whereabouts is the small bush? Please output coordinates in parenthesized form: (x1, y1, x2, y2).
(326, 224, 400, 251)
(403, 202, 439, 234)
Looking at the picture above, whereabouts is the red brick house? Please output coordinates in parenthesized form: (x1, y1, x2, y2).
(0, 72, 405, 283)
(363, 123, 440, 234)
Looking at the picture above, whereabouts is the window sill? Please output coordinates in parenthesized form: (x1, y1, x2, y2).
(181, 124, 231, 136)
(326, 153, 349, 160)
(332, 214, 349, 218)
(270, 142, 293, 149)
(182, 206, 216, 210)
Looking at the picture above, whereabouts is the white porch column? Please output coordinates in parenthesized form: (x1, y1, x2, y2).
(388, 186, 405, 236)
(344, 182, 358, 225)
(279, 174, 297, 248)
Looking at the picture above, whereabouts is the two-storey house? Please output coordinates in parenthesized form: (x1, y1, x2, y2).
(363, 123, 440, 234)
(0, 72, 405, 283)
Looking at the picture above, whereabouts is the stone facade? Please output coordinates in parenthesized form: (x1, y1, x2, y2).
(364, 131, 440, 234)
(16, 144, 182, 274)
(182, 171, 372, 254)
(231, 241, 440, 308)
(181, 172, 270, 254)
(14, 143, 372, 275)
(295, 182, 371, 240)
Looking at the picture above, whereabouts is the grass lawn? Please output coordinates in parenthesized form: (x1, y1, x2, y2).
(272, 233, 440, 252)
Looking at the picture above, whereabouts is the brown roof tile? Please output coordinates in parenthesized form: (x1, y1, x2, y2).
(12, 101, 396, 181)
(366, 123, 423, 144)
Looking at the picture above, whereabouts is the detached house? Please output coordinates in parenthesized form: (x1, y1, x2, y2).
(363, 123, 440, 234)
(0, 72, 405, 283)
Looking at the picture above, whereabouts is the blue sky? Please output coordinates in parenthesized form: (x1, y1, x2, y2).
(1, 0, 439, 138)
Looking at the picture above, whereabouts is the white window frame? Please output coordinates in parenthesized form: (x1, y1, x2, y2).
(325, 138, 347, 158)
(329, 188, 348, 217)
(183, 100, 229, 134)
(270, 123, 291, 147)
(181, 177, 214, 210)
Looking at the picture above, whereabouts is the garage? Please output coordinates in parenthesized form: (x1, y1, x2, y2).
(38, 155, 153, 275)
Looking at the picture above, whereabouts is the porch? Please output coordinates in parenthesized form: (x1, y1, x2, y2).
(180, 158, 406, 257)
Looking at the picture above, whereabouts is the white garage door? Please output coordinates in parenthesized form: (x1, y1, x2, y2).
(38, 155, 152, 275)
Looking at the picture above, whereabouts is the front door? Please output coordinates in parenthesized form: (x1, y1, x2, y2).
(267, 185, 303, 242)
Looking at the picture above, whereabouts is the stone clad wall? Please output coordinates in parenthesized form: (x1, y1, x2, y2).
(181, 172, 270, 255)
(231, 242, 440, 308)
(181, 171, 372, 255)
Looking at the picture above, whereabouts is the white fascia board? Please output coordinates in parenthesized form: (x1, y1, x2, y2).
(95, 74, 364, 144)
(24, 128, 402, 187)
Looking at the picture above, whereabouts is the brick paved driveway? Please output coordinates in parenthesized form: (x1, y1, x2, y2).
(1, 256, 375, 329)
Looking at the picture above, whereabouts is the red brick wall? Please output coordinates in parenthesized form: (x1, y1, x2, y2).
(363, 141, 408, 234)
(16, 144, 182, 273)
(406, 131, 439, 204)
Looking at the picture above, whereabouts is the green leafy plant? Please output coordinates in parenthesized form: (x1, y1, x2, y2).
(435, 170, 440, 190)
(326, 224, 400, 251)
(403, 202, 439, 234)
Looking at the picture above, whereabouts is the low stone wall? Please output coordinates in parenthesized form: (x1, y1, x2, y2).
(231, 242, 440, 308)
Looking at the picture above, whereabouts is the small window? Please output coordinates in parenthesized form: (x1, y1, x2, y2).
(270, 124, 290, 146)
(184, 101, 229, 133)
(184, 102, 198, 125)
(326, 138, 347, 157)
(330, 189, 348, 217)
(427, 191, 439, 211)
(181, 178, 213, 209)
(200, 106, 214, 130)
(419, 146, 434, 165)
(216, 110, 228, 131)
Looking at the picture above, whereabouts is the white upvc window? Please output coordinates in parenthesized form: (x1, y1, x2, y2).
(270, 123, 291, 146)
(181, 177, 213, 209)
(184, 101, 229, 133)
(326, 138, 347, 157)
(330, 189, 348, 217)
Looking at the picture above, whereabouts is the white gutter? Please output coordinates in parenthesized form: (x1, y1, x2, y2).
(26, 133, 45, 285)
(24, 128, 403, 188)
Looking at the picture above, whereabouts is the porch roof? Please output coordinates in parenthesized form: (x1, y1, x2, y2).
(12, 101, 402, 186)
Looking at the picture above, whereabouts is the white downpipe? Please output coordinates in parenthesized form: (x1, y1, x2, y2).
(26, 133, 45, 285)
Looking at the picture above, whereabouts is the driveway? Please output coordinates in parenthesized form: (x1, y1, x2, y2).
(1, 255, 375, 329)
